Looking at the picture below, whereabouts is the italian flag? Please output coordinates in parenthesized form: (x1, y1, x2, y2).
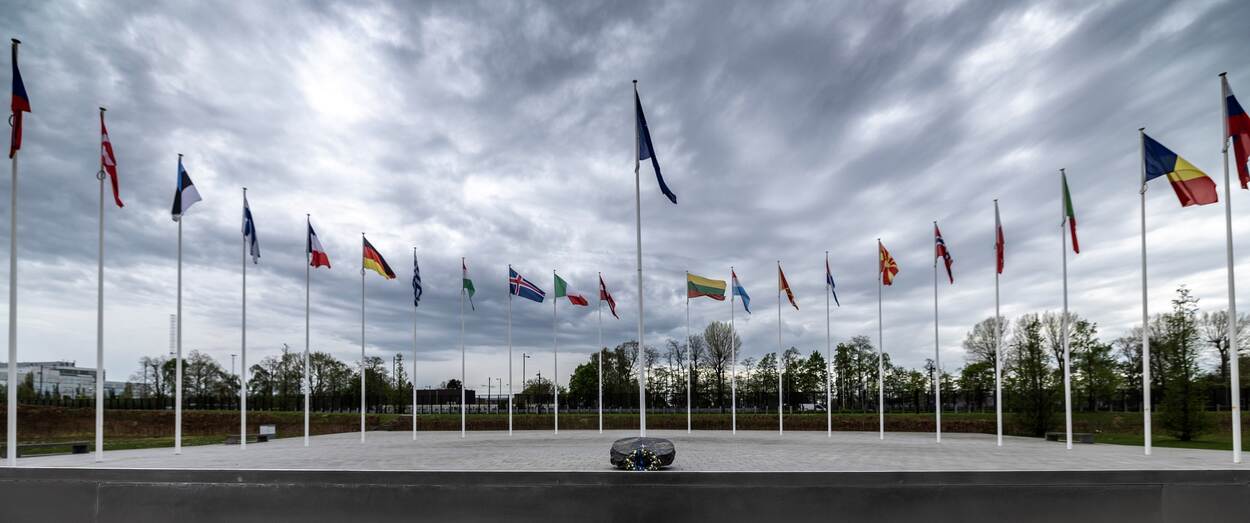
(1062, 171, 1079, 254)
(554, 273, 589, 306)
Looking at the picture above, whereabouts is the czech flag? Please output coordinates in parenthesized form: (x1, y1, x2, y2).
(362, 236, 395, 279)
(308, 221, 330, 268)
(1223, 75, 1250, 189)
(9, 41, 30, 159)
(1142, 132, 1218, 207)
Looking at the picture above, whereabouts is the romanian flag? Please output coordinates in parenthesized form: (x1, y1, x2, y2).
(10, 41, 30, 159)
(879, 241, 898, 286)
(1223, 74, 1250, 189)
(687, 273, 726, 301)
(1142, 132, 1217, 207)
(778, 263, 798, 310)
(362, 236, 395, 279)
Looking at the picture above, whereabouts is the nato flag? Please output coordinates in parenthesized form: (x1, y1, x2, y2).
(636, 89, 677, 204)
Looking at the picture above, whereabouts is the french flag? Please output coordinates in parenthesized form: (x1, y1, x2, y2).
(308, 221, 331, 268)
(1223, 74, 1250, 189)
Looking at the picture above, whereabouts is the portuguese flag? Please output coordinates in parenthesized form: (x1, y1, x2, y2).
(687, 273, 727, 301)
(1062, 171, 1079, 254)
(554, 273, 589, 306)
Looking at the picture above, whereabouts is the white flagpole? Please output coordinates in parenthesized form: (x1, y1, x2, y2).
(240, 188, 248, 450)
(597, 272, 603, 434)
(633, 80, 647, 437)
(1139, 129, 1152, 456)
(460, 257, 466, 438)
(933, 226, 941, 444)
(1061, 171, 1073, 451)
(553, 270, 559, 435)
(411, 247, 417, 441)
(877, 242, 884, 440)
(686, 271, 692, 434)
(508, 265, 514, 436)
(1220, 74, 1243, 464)
(6, 39, 21, 468)
(777, 262, 783, 435)
(304, 216, 310, 447)
(95, 107, 107, 462)
(994, 202, 1003, 447)
(825, 253, 832, 438)
(731, 267, 737, 435)
(175, 154, 184, 456)
(360, 234, 366, 443)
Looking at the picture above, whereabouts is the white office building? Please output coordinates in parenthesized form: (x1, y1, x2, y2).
(0, 361, 130, 398)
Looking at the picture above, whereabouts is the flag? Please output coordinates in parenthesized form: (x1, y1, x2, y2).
(99, 112, 122, 207)
(825, 257, 840, 307)
(778, 264, 798, 310)
(934, 223, 953, 284)
(994, 204, 1005, 274)
(687, 273, 727, 301)
(554, 273, 589, 306)
(9, 42, 30, 159)
(362, 237, 395, 280)
(1223, 75, 1250, 189)
(509, 268, 545, 303)
(307, 222, 331, 268)
(242, 194, 259, 264)
(1062, 171, 1079, 254)
(412, 252, 422, 307)
(170, 156, 201, 221)
(462, 260, 476, 310)
(599, 275, 619, 319)
(636, 89, 677, 204)
(1142, 132, 1218, 207)
(879, 241, 899, 285)
(732, 270, 751, 313)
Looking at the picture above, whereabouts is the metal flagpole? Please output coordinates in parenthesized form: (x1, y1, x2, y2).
(597, 272, 603, 434)
(1061, 171, 1073, 451)
(304, 216, 310, 447)
(633, 80, 646, 437)
(6, 39, 20, 467)
(553, 270, 559, 435)
(933, 224, 941, 444)
(95, 107, 106, 462)
(825, 253, 832, 438)
(460, 257, 466, 438)
(686, 271, 692, 434)
(731, 267, 737, 435)
(1139, 129, 1152, 456)
(241, 188, 248, 450)
(877, 243, 884, 440)
(994, 202, 1003, 447)
(360, 234, 366, 443)
(1221, 74, 1243, 464)
(508, 265, 513, 436)
(175, 154, 184, 456)
(777, 262, 783, 435)
(412, 247, 417, 441)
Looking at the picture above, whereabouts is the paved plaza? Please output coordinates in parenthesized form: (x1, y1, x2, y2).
(17, 430, 1249, 472)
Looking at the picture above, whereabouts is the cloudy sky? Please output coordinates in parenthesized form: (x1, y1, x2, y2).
(3, 0, 1249, 392)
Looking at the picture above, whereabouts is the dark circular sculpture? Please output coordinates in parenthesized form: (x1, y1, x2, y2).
(610, 437, 675, 470)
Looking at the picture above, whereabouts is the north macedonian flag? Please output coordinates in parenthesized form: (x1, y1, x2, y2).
(879, 241, 899, 286)
(362, 236, 395, 279)
(1142, 132, 1217, 207)
(687, 273, 727, 301)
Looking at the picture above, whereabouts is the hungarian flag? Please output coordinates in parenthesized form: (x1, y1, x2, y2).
(99, 111, 122, 207)
(1223, 75, 1250, 189)
(9, 41, 30, 159)
(879, 241, 898, 285)
(687, 273, 727, 301)
(994, 203, 1005, 274)
(307, 221, 330, 268)
(1142, 132, 1218, 207)
(362, 236, 395, 280)
(934, 223, 953, 284)
(1062, 171, 1079, 254)
(778, 263, 798, 310)
(555, 273, 589, 306)
(599, 274, 619, 319)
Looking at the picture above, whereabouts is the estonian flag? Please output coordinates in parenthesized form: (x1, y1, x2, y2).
(171, 156, 202, 221)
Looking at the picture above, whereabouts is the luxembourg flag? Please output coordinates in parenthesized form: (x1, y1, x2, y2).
(308, 221, 330, 268)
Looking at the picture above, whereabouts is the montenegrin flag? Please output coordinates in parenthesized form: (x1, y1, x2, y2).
(879, 241, 899, 286)
(687, 273, 727, 301)
(362, 236, 395, 279)
(778, 263, 798, 310)
(554, 273, 589, 306)
(307, 221, 330, 268)
(1142, 132, 1218, 207)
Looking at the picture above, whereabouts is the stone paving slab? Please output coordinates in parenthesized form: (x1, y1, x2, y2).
(15, 430, 1248, 472)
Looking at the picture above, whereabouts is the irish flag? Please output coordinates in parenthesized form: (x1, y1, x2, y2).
(687, 273, 727, 301)
(554, 273, 589, 306)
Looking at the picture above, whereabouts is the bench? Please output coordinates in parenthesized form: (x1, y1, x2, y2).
(1045, 431, 1095, 444)
(0, 441, 91, 458)
(223, 434, 269, 445)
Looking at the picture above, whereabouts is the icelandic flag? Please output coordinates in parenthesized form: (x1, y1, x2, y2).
(170, 156, 202, 221)
(825, 257, 840, 307)
(242, 194, 259, 264)
(636, 88, 677, 204)
(412, 251, 422, 307)
(732, 270, 750, 314)
(307, 221, 331, 268)
(9, 42, 30, 159)
(509, 267, 546, 303)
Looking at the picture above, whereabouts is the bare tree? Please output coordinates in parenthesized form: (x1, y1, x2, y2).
(1199, 310, 1250, 384)
(702, 321, 740, 409)
(963, 316, 1009, 369)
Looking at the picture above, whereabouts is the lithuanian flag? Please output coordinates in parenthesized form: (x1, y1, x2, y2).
(1142, 133, 1217, 207)
(687, 273, 727, 301)
(362, 236, 395, 279)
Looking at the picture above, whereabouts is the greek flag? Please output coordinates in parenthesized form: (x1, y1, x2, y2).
(412, 251, 423, 307)
(242, 194, 259, 263)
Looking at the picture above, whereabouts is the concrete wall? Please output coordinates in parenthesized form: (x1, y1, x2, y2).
(1, 468, 1247, 522)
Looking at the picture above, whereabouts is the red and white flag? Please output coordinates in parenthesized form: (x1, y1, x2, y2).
(100, 112, 123, 207)
(599, 274, 619, 319)
(308, 221, 331, 268)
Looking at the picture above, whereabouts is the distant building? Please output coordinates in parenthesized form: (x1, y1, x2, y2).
(0, 361, 131, 398)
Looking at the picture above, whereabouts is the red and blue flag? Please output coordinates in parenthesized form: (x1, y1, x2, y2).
(1223, 74, 1250, 189)
(10, 40, 30, 159)
(509, 267, 545, 303)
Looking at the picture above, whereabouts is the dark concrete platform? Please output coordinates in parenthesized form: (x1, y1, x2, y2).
(1, 467, 1248, 522)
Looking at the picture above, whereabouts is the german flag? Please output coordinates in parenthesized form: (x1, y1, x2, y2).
(362, 236, 395, 280)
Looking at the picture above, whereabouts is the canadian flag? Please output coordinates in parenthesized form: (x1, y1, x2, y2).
(308, 222, 331, 268)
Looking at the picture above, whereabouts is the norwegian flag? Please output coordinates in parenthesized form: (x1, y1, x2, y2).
(99, 111, 123, 207)
(935, 223, 953, 284)
(599, 274, 619, 319)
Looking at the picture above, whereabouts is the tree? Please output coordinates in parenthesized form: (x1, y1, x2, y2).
(1070, 319, 1118, 411)
(1006, 313, 1056, 436)
(702, 321, 740, 410)
(1159, 287, 1209, 441)
(1199, 310, 1249, 388)
(963, 316, 1009, 369)
(1042, 311, 1078, 377)
(957, 361, 994, 411)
